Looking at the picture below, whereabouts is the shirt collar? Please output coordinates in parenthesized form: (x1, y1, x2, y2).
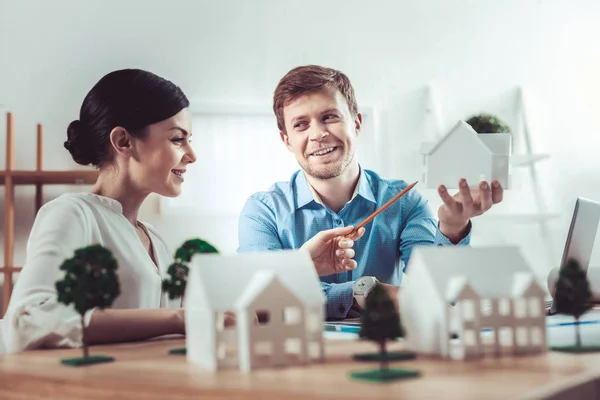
(294, 166, 376, 210)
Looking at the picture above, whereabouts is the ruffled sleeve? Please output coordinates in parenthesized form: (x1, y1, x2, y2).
(3, 198, 94, 352)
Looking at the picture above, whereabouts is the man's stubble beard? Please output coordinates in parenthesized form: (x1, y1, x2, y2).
(302, 149, 356, 180)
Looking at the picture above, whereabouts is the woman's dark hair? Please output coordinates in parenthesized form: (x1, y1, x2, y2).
(64, 69, 189, 167)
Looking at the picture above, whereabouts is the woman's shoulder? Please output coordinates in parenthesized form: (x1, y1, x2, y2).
(38, 192, 100, 217)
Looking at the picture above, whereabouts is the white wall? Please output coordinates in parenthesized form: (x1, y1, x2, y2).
(1, 0, 600, 282)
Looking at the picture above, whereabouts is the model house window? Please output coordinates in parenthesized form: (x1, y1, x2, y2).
(530, 327, 542, 346)
(463, 329, 476, 346)
(461, 300, 475, 321)
(528, 297, 541, 317)
(498, 298, 510, 316)
(480, 298, 493, 316)
(514, 298, 527, 318)
(283, 307, 301, 325)
(516, 326, 529, 346)
(255, 309, 270, 326)
(160, 108, 379, 216)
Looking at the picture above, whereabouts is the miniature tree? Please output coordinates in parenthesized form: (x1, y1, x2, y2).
(162, 238, 219, 355)
(350, 285, 420, 383)
(466, 113, 511, 134)
(55, 244, 121, 366)
(162, 238, 219, 300)
(552, 258, 594, 351)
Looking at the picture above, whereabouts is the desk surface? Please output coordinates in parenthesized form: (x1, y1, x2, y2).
(0, 336, 599, 400)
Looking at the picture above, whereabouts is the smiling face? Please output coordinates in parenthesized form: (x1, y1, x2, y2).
(127, 107, 197, 197)
(280, 88, 361, 180)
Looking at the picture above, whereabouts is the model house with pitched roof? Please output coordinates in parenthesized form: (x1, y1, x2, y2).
(399, 245, 547, 360)
(421, 120, 512, 189)
(183, 250, 325, 372)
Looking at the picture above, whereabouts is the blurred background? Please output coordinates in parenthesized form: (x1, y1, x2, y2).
(1, 0, 600, 303)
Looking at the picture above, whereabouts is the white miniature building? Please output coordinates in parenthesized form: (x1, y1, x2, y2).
(421, 120, 511, 189)
(399, 246, 547, 360)
(184, 249, 325, 372)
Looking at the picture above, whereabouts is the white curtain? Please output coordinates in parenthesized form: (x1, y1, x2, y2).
(162, 112, 300, 217)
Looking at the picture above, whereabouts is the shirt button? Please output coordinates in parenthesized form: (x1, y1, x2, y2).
(335, 219, 342, 225)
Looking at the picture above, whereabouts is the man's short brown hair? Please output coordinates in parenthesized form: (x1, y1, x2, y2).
(273, 65, 358, 133)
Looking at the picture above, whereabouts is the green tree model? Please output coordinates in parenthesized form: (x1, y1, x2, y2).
(553, 258, 593, 348)
(55, 244, 120, 364)
(162, 238, 219, 300)
(357, 284, 405, 372)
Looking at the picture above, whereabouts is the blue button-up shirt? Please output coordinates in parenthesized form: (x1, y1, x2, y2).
(237, 168, 470, 319)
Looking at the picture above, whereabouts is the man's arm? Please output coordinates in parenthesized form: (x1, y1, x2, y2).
(399, 190, 471, 271)
(237, 195, 359, 320)
(237, 195, 283, 252)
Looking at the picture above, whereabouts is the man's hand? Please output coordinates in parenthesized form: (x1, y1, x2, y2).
(437, 179, 503, 242)
(301, 225, 366, 276)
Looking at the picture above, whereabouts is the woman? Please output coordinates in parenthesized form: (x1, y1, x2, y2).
(3, 69, 198, 352)
(2, 68, 362, 353)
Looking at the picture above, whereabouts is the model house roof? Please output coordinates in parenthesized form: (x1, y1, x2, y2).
(186, 249, 325, 310)
(235, 270, 303, 309)
(422, 120, 510, 156)
(407, 245, 547, 301)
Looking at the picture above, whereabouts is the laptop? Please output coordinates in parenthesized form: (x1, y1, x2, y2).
(547, 197, 600, 314)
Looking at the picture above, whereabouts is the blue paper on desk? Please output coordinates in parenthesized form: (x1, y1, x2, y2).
(324, 309, 600, 346)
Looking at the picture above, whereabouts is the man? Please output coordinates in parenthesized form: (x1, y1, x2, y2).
(237, 65, 503, 320)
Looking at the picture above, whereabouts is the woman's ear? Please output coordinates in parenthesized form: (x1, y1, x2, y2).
(109, 127, 133, 158)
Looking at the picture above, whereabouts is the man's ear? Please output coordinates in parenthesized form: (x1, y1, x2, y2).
(354, 113, 363, 137)
(109, 126, 133, 159)
(280, 131, 293, 152)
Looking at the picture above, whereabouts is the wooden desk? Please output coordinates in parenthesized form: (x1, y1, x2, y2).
(0, 336, 599, 400)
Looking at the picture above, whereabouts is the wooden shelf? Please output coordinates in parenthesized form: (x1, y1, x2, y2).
(1, 111, 98, 316)
(0, 267, 22, 273)
(4, 170, 98, 185)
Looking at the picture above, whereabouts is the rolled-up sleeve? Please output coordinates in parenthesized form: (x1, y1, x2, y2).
(3, 200, 94, 352)
(400, 189, 471, 273)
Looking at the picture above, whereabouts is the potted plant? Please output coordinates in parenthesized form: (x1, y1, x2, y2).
(465, 113, 511, 134)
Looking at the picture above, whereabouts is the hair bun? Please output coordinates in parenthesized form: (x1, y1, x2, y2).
(64, 120, 96, 166)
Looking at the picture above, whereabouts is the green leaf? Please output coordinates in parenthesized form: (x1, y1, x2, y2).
(162, 238, 219, 300)
(55, 244, 121, 316)
(466, 113, 511, 134)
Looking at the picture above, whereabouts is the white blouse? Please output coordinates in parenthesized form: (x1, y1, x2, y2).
(2, 193, 180, 353)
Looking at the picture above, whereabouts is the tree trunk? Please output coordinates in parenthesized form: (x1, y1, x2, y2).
(379, 340, 389, 372)
(575, 317, 582, 349)
(81, 314, 89, 359)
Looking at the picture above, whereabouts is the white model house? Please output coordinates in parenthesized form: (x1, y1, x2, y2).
(183, 249, 325, 372)
(421, 120, 511, 189)
(399, 246, 547, 360)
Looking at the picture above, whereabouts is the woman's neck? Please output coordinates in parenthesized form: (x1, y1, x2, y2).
(90, 168, 148, 226)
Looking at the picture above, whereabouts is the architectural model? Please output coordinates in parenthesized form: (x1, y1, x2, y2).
(399, 245, 547, 360)
(421, 120, 511, 189)
(183, 249, 325, 372)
